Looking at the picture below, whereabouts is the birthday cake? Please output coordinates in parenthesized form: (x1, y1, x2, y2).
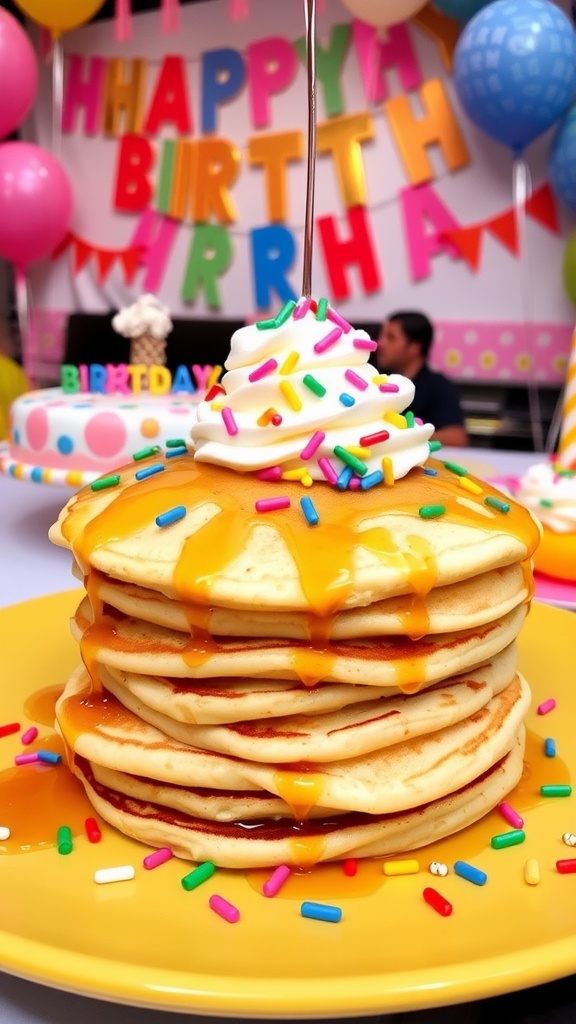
(49, 299, 541, 869)
(0, 296, 221, 487)
(515, 460, 576, 583)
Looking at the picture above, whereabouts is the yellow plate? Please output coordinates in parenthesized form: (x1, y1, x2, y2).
(1, 591, 576, 1017)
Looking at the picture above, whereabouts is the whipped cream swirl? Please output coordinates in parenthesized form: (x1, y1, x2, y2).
(516, 462, 576, 533)
(191, 300, 434, 481)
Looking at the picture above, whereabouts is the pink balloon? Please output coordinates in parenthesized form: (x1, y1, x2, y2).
(0, 10, 38, 139)
(0, 142, 73, 270)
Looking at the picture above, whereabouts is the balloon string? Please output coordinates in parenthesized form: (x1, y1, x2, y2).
(301, 0, 317, 299)
(513, 154, 543, 452)
(15, 269, 33, 386)
(52, 36, 64, 159)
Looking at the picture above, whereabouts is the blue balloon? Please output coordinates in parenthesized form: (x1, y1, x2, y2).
(550, 105, 576, 213)
(431, 1, 492, 23)
(453, 0, 576, 154)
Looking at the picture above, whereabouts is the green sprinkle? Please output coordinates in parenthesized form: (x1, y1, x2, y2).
(444, 461, 468, 477)
(302, 374, 327, 397)
(275, 299, 296, 326)
(166, 438, 186, 448)
(181, 861, 216, 891)
(57, 825, 73, 855)
(428, 440, 442, 452)
(255, 317, 278, 330)
(91, 474, 120, 491)
(405, 411, 415, 428)
(539, 498, 554, 508)
(491, 829, 525, 849)
(419, 504, 446, 519)
(558, 468, 575, 476)
(541, 784, 572, 797)
(315, 297, 328, 321)
(333, 445, 368, 476)
(484, 495, 510, 513)
(132, 446, 161, 461)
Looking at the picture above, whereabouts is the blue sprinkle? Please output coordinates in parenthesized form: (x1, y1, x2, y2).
(30, 467, 44, 483)
(360, 470, 384, 490)
(454, 860, 487, 886)
(336, 465, 354, 490)
(545, 737, 556, 758)
(301, 901, 342, 923)
(156, 505, 187, 528)
(165, 445, 188, 458)
(135, 463, 165, 481)
(300, 496, 319, 526)
(422, 467, 438, 476)
(57, 435, 74, 455)
(338, 393, 355, 407)
(37, 750, 62, 765)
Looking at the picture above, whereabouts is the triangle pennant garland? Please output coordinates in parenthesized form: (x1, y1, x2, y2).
(95, 249, 117, 284)
(485, 209, 518, 254)
(441, 224, 483, 271)
(525, 183, 560, 234)
(73, 239, 93, 274)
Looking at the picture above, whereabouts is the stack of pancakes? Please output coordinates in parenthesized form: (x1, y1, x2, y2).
(49, 453, 540, 868)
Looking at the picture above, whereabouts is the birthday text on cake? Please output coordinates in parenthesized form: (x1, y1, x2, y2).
(61, 363, 222, 395)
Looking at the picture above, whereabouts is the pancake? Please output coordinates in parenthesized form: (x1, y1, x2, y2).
(88, 762, 345, 821)
(102, 640, 517, 725)
(56, 665, 530, 815)
(85, 561, 530, 640)
(49, 303, 540, 868)
(72, 595, 526, 692)
(49, 455, 541, 617)
(72, 734, 525, 868)
(101, 650, 517, 762)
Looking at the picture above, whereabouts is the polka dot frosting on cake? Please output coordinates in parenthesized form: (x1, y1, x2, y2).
(1, 387, 207, 488)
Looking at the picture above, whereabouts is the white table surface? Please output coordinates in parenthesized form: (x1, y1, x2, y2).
(0, 448, 572, 1024)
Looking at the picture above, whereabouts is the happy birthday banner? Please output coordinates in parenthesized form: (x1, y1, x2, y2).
(53, 15, 478, 310)
(26, 0, 573, 339)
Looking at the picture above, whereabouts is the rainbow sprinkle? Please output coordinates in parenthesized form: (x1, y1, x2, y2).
(300, 495, 319, 525)
(255, 496, 291, 513)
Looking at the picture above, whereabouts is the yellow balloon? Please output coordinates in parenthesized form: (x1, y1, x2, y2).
(12, 0, 106, 36)
(340, 0, 428, 28)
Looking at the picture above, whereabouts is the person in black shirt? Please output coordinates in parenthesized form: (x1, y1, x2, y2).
(376, 310, 468, 447)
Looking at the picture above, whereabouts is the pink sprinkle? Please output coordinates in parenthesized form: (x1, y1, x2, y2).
(248, 358, 278, 382)
(314, 326, 342, 354)
(257, 466, 282, 481)
(353, 337, 378, 351)
(498, 802, 524, 829)
(301, 431, 325, 460)
(293, 297, 312, 320)
(379, 383, 400, 393)
(344, 369, 368, 391)
(415, 416, 424, 425)
(318, 456, 338, 484)
(221, 407, 238, 436)
(15, 752, 39, 765)
(21, 726, 39, 745)
(255, 496, 290, 513)
(538, 698, 556, 716)
(262, 864, 291, 897)
(143, 847, 173, 870)
(349, 477, 361, 490)
(327, 305, 352, 333)
(209, 893, 240, 923)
